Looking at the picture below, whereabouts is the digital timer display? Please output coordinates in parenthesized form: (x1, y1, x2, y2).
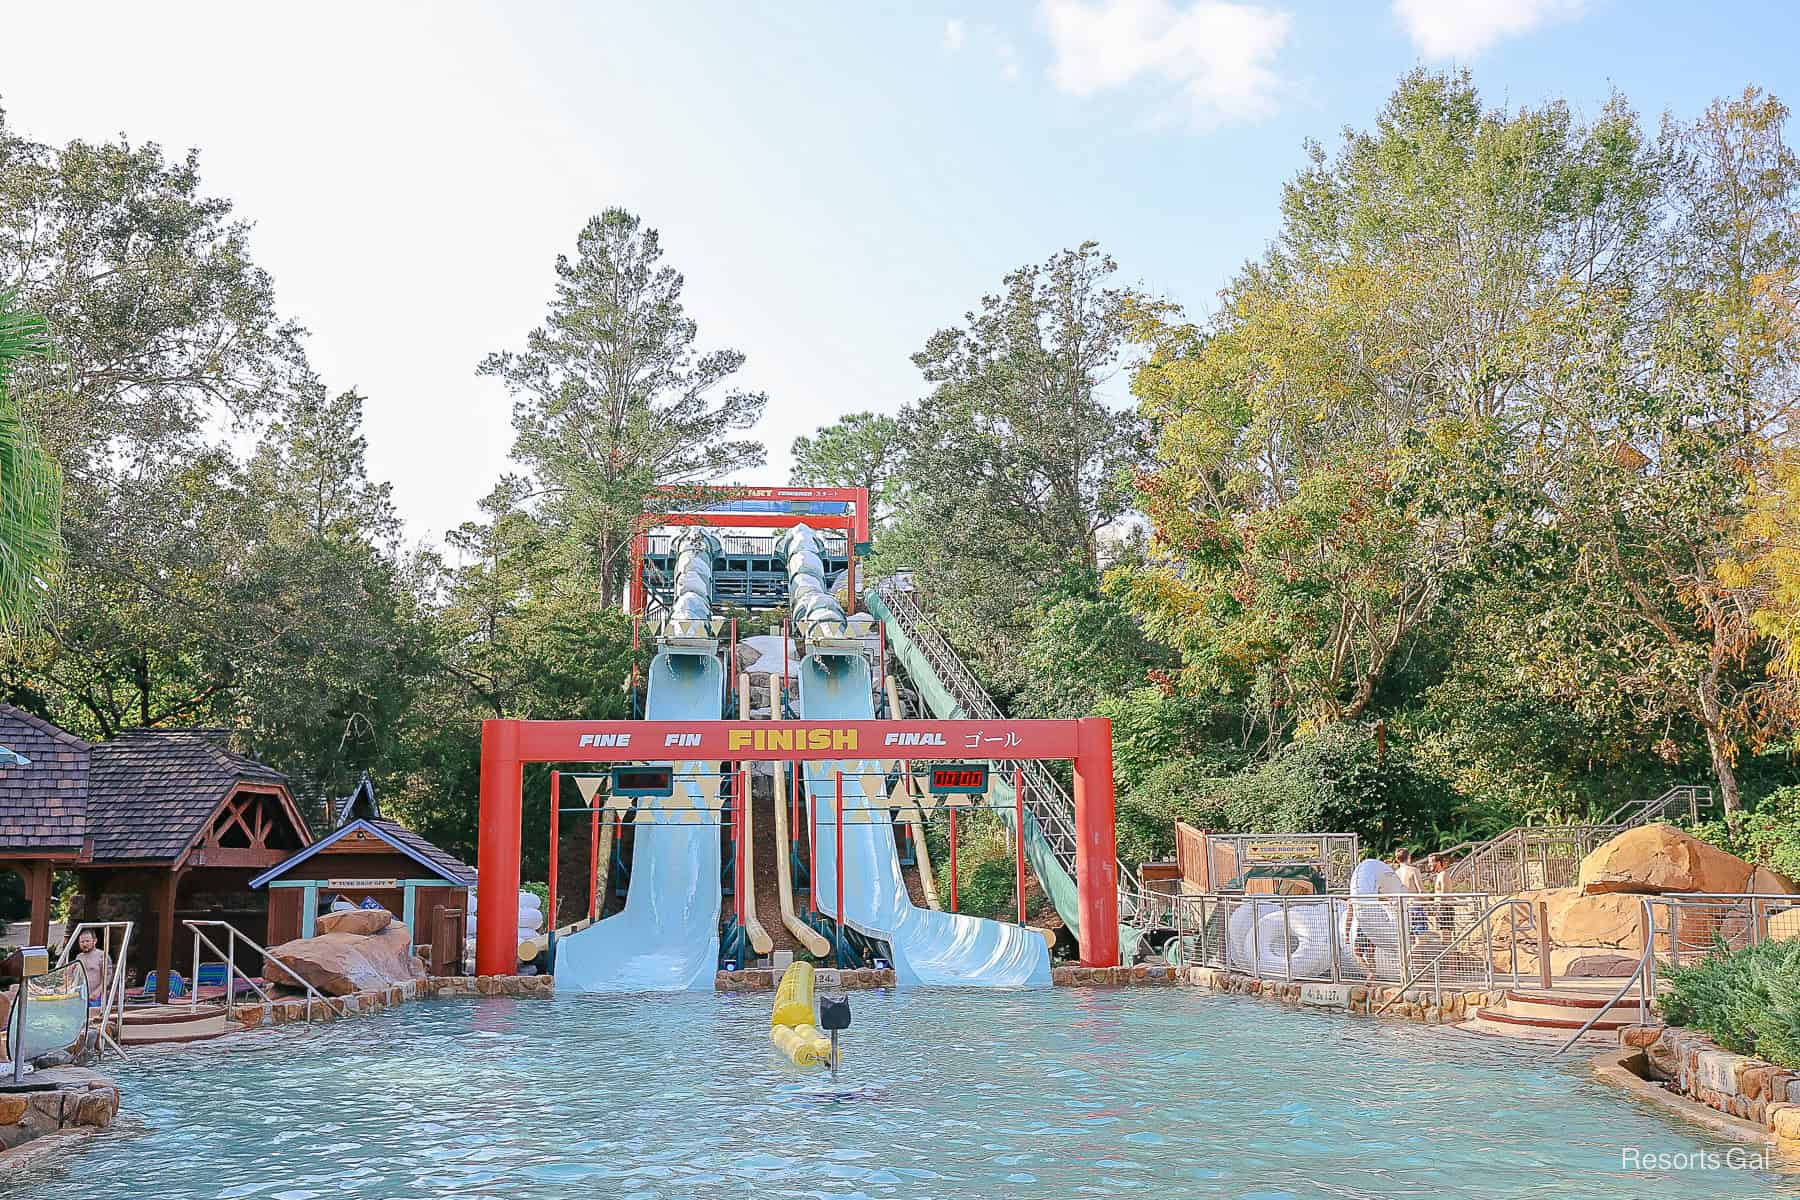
(926, 765, 990, 795)
(610, 765, 675, 798)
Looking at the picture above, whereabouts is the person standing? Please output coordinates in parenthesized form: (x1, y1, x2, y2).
(73, 928, 110, 1008)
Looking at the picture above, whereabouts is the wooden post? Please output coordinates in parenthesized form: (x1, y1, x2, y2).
(548, 770, 560, 931)
(156, 869, 181, 1004)
(1537, 899, 1552, 990)
(24, 861, 52, 946)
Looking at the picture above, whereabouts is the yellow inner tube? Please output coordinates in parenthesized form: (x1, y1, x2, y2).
(770, 961, 835, 1069)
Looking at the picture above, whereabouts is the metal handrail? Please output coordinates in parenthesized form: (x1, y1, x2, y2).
(873, 580, 1150, 921)
(184, 920, 347, 1022)
(1553, 899, 1656, 1056)
(1371, 897, 1533, 1014)
(1446, 785, 1710, 892)
(54, 919, 134, 1061)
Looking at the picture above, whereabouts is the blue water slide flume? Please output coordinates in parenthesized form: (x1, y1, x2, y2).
(780, 524, 1050, 988)
(556, 530, 726, 993)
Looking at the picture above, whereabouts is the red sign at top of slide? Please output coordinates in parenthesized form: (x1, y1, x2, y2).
(489, 719, 1084, 762)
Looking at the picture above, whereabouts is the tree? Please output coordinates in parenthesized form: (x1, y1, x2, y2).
(789, 411, 902, 522)
(0, 112, 430, 812)
(479, 209, 768, 607)
(876, 243, 1151, 691)
(0, 290, 60, 632)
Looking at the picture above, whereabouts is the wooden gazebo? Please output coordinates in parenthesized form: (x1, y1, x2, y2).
(0, 706, 312, 1001)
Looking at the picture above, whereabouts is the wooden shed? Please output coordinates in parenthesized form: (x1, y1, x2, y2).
(249, 777, 474, 975)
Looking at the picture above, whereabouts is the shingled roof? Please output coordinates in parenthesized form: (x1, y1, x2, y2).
(0, 704, 92, 854)
(87, 729, 290, 862)
(248, 817, 477, 889)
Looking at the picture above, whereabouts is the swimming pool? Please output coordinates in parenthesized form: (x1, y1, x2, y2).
(6, 989, 1790, 1198)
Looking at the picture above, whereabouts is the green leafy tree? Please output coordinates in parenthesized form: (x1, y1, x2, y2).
(877, 243, 1151, 692)
(479, 209, 768, 607)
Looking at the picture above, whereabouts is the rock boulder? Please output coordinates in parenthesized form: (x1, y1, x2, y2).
(1577, 823, 1755, 895)
(316, 908, 393, 936)
(268, 923, 423, 996)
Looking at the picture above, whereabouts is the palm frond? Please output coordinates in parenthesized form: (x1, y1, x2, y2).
(0, 288, 62, 634)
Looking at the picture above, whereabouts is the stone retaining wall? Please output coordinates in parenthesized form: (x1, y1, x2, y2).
(1623, 1023, 1800, 1147)
(0, 1067, 120, 1163)
(1180, 965, 1495, 1023)
(716, 968, 894, 992)
(224, 973, 554, 1031)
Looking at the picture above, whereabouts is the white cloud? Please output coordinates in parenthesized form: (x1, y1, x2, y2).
(996, 40, 1022, 82)
(1040, 0, 1293, 127)
(943, 18, 966, 52)
(1392, 0, 1587, 58)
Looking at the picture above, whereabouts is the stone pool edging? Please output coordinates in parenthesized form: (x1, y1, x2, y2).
(716, 968, 895, 992)
(0, 1067, 121, 1165)
(1622, 1022, 1800, 1149)
(1177, 965, 1495, 1024)
(224, 974, 554, 1032)
(1052, 965, 1179, 986)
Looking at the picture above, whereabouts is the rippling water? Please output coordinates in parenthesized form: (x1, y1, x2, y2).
(6, 989, 1791, 1198)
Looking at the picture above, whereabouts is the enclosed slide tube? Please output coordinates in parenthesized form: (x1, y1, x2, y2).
(555, 529, 727, 992)
(781, 526, 1050, 988)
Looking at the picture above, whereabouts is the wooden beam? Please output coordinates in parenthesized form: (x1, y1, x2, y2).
(184, 847, 290, 869)
(25, 860, 52, 945)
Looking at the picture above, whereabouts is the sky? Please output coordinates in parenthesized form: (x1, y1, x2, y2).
(5, 1, 1799, 548)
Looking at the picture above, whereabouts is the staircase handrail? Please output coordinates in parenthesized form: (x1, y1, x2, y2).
(184, 919, 347, 1022)
(1552, 898, 1657, 1055)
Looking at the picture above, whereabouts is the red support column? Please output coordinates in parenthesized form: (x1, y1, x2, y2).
(834, 771, 845, 969)
(1014, 765, 1026, 927)
(808, 765, 817, 909)
(627, 529, 648, 615)
(735, 768, 747, 929)
(548, 769, 560, 932)
(948, 807, 959, 912)
(1072, 716, 1120, 967)
(476, 720, 524, 976)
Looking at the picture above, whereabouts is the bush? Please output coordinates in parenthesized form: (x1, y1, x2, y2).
(1661, 939, 1800, 1069)
(1111, 722, 1473, 869)
(1688, 786, 1800, 882)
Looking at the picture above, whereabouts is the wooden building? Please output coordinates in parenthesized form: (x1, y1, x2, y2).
(250, 776, 474, 975)
(0, 706, 313, 1002)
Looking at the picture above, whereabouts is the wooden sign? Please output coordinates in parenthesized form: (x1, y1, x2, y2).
(326, 878, 397, 890)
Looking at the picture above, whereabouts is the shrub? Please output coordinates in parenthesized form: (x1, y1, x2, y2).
(1688, 786, 1800, 882)
(1661, 939, 1800, 1069)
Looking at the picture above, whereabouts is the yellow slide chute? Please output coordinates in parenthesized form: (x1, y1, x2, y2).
(770, 961, 834, 1069)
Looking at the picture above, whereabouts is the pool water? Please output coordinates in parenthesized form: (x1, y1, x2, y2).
(6, 989, 1791, 1199)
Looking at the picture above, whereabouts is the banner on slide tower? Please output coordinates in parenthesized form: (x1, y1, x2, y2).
(541, 718, 1079, 761)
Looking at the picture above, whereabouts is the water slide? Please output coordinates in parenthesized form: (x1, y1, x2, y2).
(555, 533, 726, 992)
(783, 525, 1050, 988)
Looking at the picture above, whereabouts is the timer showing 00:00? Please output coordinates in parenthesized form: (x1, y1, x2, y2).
(926, 765, 989, 795)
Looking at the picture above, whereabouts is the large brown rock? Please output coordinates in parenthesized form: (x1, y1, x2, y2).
(268, 924, 423, 996)
(316, 908, 393, 936)
(1577, 823, 1755, 896)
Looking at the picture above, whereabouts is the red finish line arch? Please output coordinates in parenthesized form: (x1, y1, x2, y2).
(474, 716, 1119, 975)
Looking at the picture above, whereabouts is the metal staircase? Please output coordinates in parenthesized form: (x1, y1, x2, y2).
(871, 580, 1149, 924)
(1444, 785, 1713, 894)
